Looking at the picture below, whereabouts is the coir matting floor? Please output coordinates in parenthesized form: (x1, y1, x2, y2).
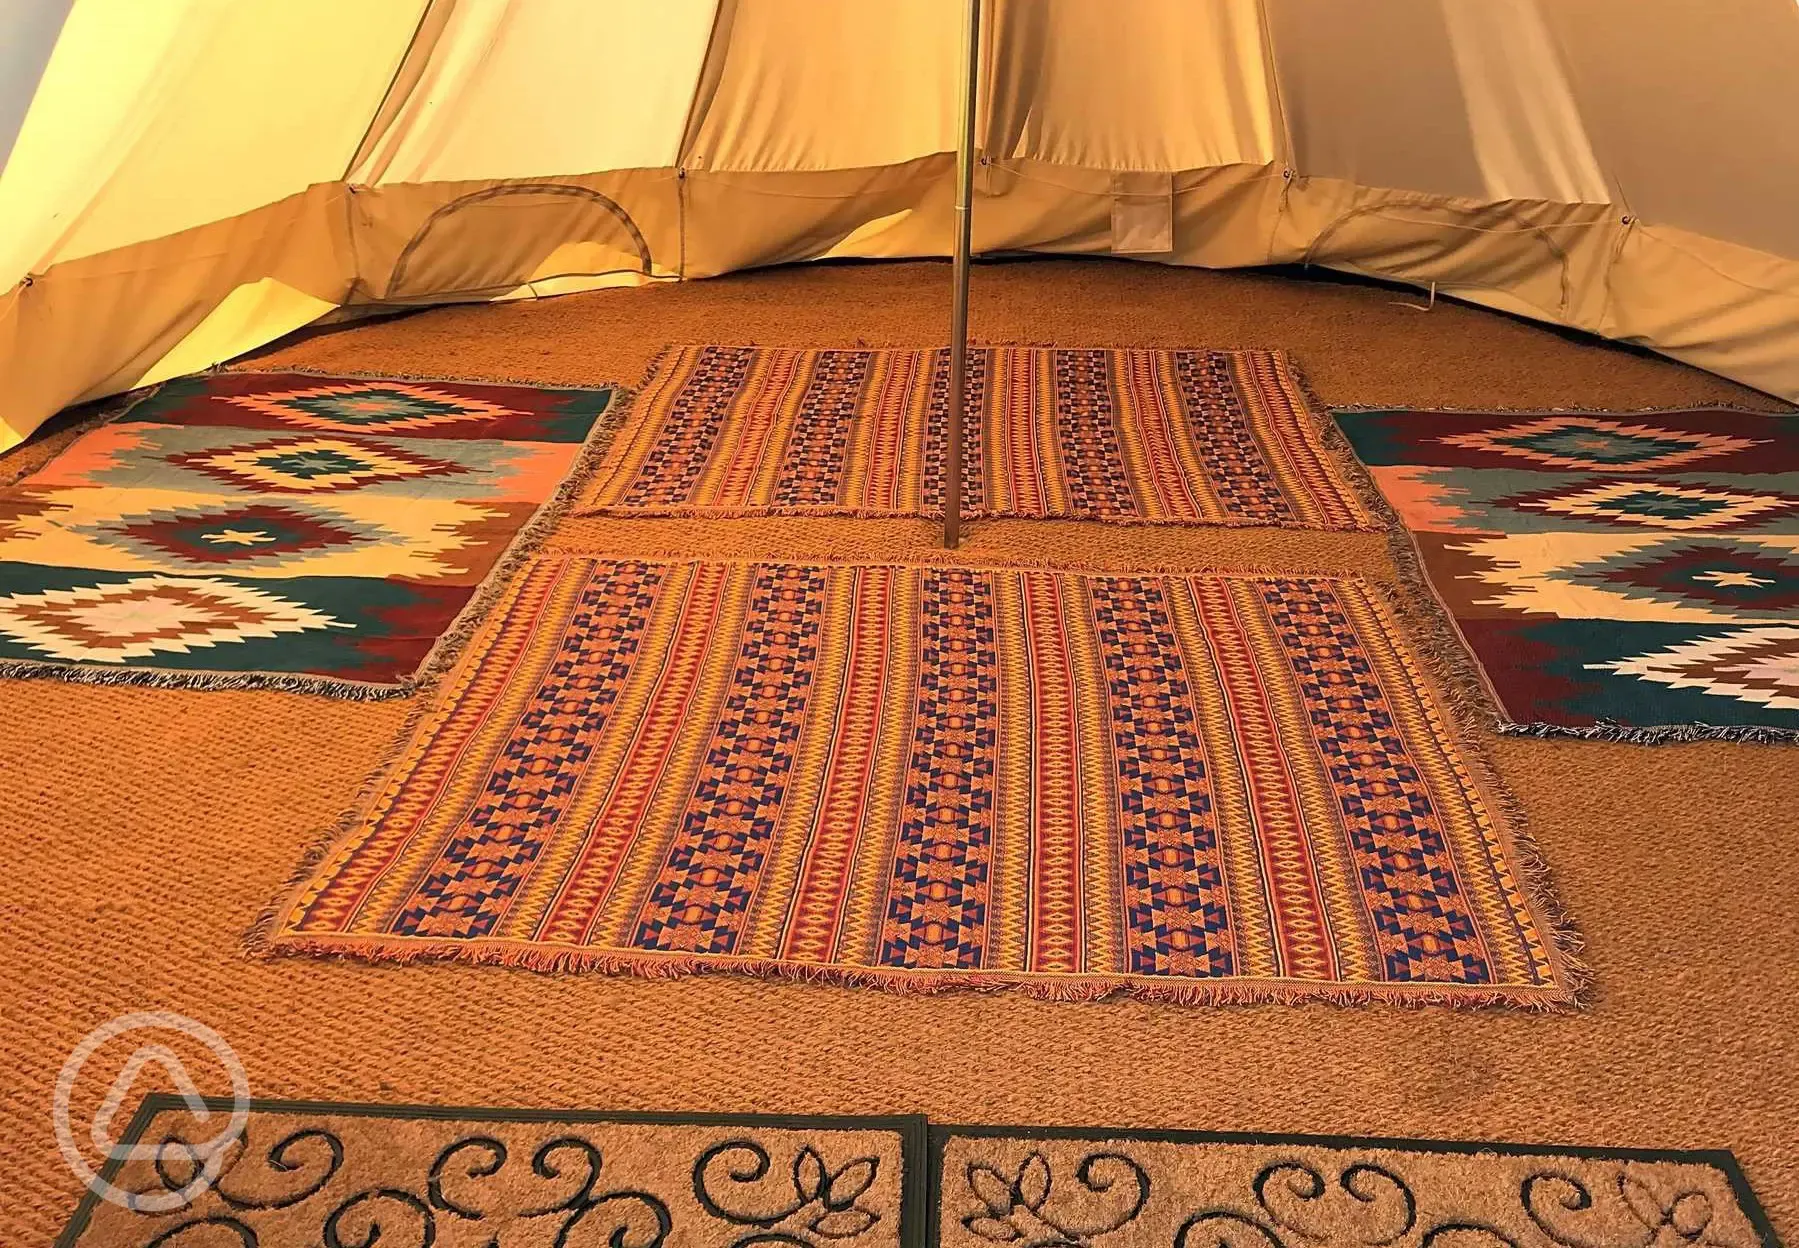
(6, 261, 1796, 1243)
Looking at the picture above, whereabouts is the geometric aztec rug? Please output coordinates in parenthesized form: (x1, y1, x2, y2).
(260, 555, 1581, 1008)
(52, 1097, 1782, 1248)
(580, 346, 1375, 531)
(0, 371, 620, 697)
(1334, 406, 1799, 741)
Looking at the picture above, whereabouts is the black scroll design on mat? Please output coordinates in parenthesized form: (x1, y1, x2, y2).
(104, 1127, 683, 1248)
(694, 1138, 887, 1246)
(1174, 1160, 1418, 1248)
(957, 1152, 1757, 1248)
(960, 1149, 1152, 1247)
(1177, 1160, 1749, 1248)
(153, 1125, 345, 1211)
(424, 1132, 672, 1247)
(1520, 1169, 1738, 1248)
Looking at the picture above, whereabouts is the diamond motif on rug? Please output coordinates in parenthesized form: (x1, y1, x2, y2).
(171, 435, 467, 493)
(1592, 627, 1799, 711)
(223, 382, 525, 433)
(0, 371, 618, 691)
(1440, 416, 1760, 471)
(0, 576, 343, 662)
(1502, 479, 1799, 531)
(1565, 539, 1799, 617)
(1335, 405, 1799, 733)
(79, 502, 384, 569)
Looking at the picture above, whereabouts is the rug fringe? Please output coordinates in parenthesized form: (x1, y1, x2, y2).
(0, 658, 410, 699)
(253, 935, 1579, 1012)
(1494, 720, 1799, 745)
(635, 342, 677, 391)
(1328, 401, 1796, 417)
(574, 502, 1380, 532)
(214, 363, 624, 395)
(632, 341, 1313, 356)
(529, 551, 1377, 580)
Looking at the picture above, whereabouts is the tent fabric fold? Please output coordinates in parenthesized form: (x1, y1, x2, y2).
(2, 0, 1795, 451)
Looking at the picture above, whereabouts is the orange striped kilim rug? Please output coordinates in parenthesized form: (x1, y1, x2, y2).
(581, 346, 1375, 529)
(261, 556, 1580, 1007)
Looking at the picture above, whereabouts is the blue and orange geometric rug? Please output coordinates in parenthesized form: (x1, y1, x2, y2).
(261, 555, 1582, 1008)
(0, 371, 620, 696)
(584, 346, 1375, 530)
(1335, 406, 1799, 741)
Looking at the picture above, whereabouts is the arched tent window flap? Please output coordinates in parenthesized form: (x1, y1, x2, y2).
(382, 182, 653, 303)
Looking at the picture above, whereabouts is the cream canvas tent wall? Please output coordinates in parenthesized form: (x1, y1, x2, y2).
(3, 0, 1797, 453)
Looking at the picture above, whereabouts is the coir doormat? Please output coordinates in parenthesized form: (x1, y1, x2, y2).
(933, 1124, 1779, 1248)
(53, 1097, 1780, 1248)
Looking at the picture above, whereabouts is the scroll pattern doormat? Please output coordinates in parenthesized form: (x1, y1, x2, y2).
(261, 556, 1579, 1008)
(934, 1126, 1779, 1248)
(582, 346, 1374, 530)
(0, 371, 620, 696)
(1335, 407, 1799, 741)
(55, 1097, 1781, 1248)
(57, 1095, 922, 1248)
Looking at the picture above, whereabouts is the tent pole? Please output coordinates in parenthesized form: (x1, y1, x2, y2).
(944, 0, 981, 550)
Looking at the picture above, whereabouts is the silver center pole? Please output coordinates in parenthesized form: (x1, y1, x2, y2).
(944, 0, 981, 549)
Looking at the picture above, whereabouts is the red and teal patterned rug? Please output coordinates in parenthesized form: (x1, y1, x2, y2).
(1334, 406, 1799, 740)
(0, 372, 620, 696)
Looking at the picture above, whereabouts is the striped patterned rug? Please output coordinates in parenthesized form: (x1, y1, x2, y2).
(582, 346, 1374, 530)
(262, 556, 1578, 1007)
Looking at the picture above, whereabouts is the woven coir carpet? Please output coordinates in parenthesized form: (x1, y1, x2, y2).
(7, 260, 1798, 1247)
(584, 346, 1372, 530)
(0, 371, 620, 695)
(1335, 406, 1799, 740)
(262, 556, 1576, 1007)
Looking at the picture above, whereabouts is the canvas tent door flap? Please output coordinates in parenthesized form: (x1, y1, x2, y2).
(3, 0, 1797, 450)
